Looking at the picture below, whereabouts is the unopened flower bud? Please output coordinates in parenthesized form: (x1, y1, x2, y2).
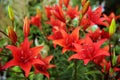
(0, 48, 2, 52)
(109, 18, 116, 37)
(23, 17, 30, 37)
(8, 6, 14, 21)
(8, 26, 17, 44)
(36, 8, 42, 17)
(117, 55, 120, 64)
(81, 0, 87, 6)
(82, 1, 90, 15)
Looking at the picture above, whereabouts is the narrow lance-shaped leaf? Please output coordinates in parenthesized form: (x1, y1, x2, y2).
(109, 18, 116, 37)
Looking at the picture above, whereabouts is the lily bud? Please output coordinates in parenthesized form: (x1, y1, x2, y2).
(63, 0, 70, 7)
(82, 1, 90, 15)
(109, 18, 116, 37)
(7, 26, 17, 44)
(36, 8, 42, 17)
(8, 6, 14, 21)
(117, 55, 120, 64)
(23, 17, 30, 37)
(81, 0, 87, 6)
(0, 48, 2, 53)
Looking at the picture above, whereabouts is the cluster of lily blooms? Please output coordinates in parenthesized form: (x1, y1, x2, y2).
(0, 0, 120, 79)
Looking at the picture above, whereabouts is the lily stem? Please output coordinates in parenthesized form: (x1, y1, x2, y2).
(73, 60, 77, 80)
(12, 20, 14, 28)
(109, 39, 113, 68)
(0, 29, 9, 38)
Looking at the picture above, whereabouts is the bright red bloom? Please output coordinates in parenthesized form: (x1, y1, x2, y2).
(59, 0, 70, 7)
(100, 29, 110, 39)
(23, 17, 30, 38)
(66, 5, 80, 19)
(48, 31, 63, 40)
(87, 28, 101, 42)
(45, 6, 53, 19)
(46, 18, 66, 33)
(47, 18, 66, 47)
(53, 27, 80, 53)
(34, 55, 55, 79)
(103, 12, 120, 25)
(3, 38, 44, 77)
(100, 59, 120, 73)
(80, 15, 91, 30)
(30, 14, 42, 30)
(48, 31, 63, 48)
(52, 5, 66, 23)
(68, 36, 109, 65)
(87, 7, 108, 27)
(63, 0, 70, 7)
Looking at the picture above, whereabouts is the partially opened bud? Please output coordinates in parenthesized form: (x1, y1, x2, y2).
(8, 26, 17, 44)
(8, 6, 14, 21)
(59, 0, 63, 7)
(63, 0, 70, 7)
(0, 48, 2, 53)
(82, 1, 90, 15)
(36, 8, 42, 17)
(117, 55, 120, 64)
(81, 0, 87, 6)
(23, 17, 30, 37)
(109, 18, 116, 37)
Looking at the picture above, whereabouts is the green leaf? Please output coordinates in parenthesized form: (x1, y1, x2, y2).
(33, 74, 44, 80)
(72, 17, 79, 27)
(12, 66, 22, 72)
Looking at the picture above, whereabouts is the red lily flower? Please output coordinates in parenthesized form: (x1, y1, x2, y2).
(3, 38, 44, 77)
(87, 7, 108, 27)
(47, 18, 66, 48)
(68, 36, 109, 65)
(100, 29, 110, 39)
(66, 5, 80, 19)
(48, 31, 63, 48)
(63, 0, 70, 7)
(100, 59, 120, 74)
(46, 18, 66, 33)
(30, 14, 42, 30)
(80, 15, 91, 30)
(87, 28, 101, 42)
(103, 12, 120, 25)
(52, 5, 66, 23)
(48, 31, 63, 40)
(45, 6, 53, 19)
(34, 55, 55, 79)
(53, 27, 80, 53)
(59, 0, 70, 7)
